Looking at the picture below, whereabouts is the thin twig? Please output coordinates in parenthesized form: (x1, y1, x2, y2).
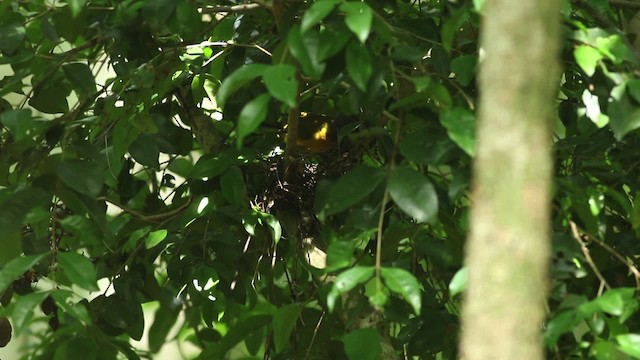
(303, 312, 325, 360)
(569, 221, 611, 290)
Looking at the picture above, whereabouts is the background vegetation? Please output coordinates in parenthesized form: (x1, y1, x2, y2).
(1, 0, 640, 359)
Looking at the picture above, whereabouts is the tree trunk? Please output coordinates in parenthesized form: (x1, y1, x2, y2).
(459, 2, 561, 360)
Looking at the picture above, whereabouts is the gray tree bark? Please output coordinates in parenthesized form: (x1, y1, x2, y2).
(459, 1, 561, 360)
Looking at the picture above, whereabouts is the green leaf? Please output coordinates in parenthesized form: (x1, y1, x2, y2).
(326, 241, 355, 272)
(388, 167, 438, 223)
(587, 288, 635, 316)
(262, 64, 298, 108)
(0, 23, 26, 55)
(259, 212, 282, 244)
(30, 86, 69, 114)
(440, 107, 476, 155)
(148, 302, 181, 353)
(340, 2, 373, 43)
(617, 334, 640, 358)
(217, 64, 269, 108)
(220, 166, 247, 205)
(190, 155, 232, 179)
(236, 93, 271, 147)
(544, 310, 582, 347)
(627, 79, 640, 103)
(608, 84, 640, 140)
(272, 304, 303, 353)
(380, 267, 422, 315)
(342, 328, 381, 360)
(66, 0, 87, 17)
(441, 7, 469, 52)
(319, 165, 385, 217)
(450, 55, 477, 86)
(142, 0, 176, 30)
(145, 229, 167, 249)
(0, 232, 23, 266)
(63, 63, 96, 95)
(301, 0, 339, 33)
(0, 254, 47, 294)
(346, 42, 372, 92)
(13, 291, 49, 333)
(327, 266, 375, 312)
(129, 134, 160, 169)
(57, 252, 99, 291)
(0, 188, 50, 235)
(574, 45, 602, 77)
(67, 336, 97, 360)
(449, 267, 468, 297)
(0, 109, 32, 141)
(288, 26, 325, 79)
(56, 160, 104, 197)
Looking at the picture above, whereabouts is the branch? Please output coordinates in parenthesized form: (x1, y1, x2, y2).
(199, 3, 266, 13)
(569, 221, 611, 290)
(610, 0, 640, 9)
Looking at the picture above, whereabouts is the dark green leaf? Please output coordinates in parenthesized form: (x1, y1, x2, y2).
(0, 254, 47, 294)
(236, 93, 271, 146)
(56, 160, 104, 197)
(217, 64, 269, 108)
(129, 134, 160, 170)
(346, 42, 372, 92)
(301, 0, 339, 32)
(57, 252, 99, 291)
(67, 336, 96, 360)
(388, 167, 438, 223)
(340, 2, 373, 43)
(30, 86, 69, 114)
(288, 26, 325, 79)
(441, 7, 469, 52)
(0, 23, 25, 55)
(63, 63, 96, 95)
(319, 165, 385, 217)
(262, 64, 298, 108)
(142, 0, 176, 30)
(220, 166, 247, 205)
(190, 155, 232, 179)
(0, 109, 32, 141)
(342, 328, 381, 360)
(272, 304, 303, 353)
(148, 303, 181, 353)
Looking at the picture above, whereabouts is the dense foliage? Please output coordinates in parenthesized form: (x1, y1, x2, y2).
(2, 0, 640, 359)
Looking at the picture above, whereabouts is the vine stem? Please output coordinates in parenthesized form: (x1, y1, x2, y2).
(375, 112, 403, 291)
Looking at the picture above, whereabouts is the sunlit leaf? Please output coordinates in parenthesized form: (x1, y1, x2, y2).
(262, 64, 298, 108)
(327, 266, 374, 312)
(301, 0, 339, 33)
(340, 2, 373, 43)
(381, 267, 422, 315)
